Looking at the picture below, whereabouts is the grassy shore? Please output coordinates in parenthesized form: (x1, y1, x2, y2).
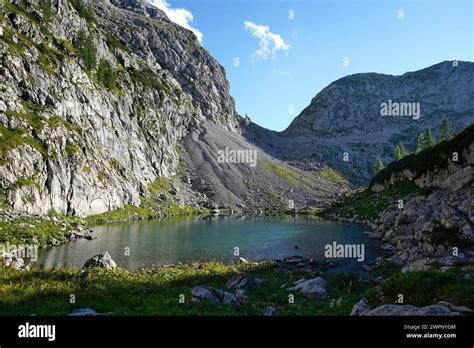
(0, 260, 472, 316)
(0, 261, 364, 316)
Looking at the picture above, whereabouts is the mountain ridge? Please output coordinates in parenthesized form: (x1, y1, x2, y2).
(242, 60, 474, 185)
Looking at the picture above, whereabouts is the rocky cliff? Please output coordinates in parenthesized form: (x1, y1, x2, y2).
(243, 61, 474, 185)
(369, 124, 474, 271)
(0, 0, 239, 216)
(0, 0, 344, 217)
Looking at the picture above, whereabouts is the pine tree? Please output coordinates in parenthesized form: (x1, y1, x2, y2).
(374, 156, 384, 175)
(76, 30, 96, 69)
(394, 142, 407, 161)
(416, 128, 436, 153)
(439, 117, 452, 141)
(423, 128, 436, 148)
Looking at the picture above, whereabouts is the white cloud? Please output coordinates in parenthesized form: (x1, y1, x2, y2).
(150, 0, 203, 43)
(244, 21, 291, 61)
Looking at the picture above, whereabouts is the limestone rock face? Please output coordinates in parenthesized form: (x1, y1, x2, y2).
(242, 61, 474, 185)
(370, 129, 474, 270)
(0, 0, 238, 216)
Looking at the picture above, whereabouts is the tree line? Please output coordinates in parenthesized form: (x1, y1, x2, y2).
(373, 117, 453, 175)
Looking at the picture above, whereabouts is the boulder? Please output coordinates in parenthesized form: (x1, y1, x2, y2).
(263, 306, 278, 316)
(191, 286, 242, 306)
(350, 299, 369, 316)
(226, 274, 261, 291)
(191, 287, 220, 304)
(82, 251, 117, 270)
(287, 277, 328, 300)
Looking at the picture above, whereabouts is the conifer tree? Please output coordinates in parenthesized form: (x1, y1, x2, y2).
(374, 156, 385, 175)
(439, 117, 452, 141)
(394, 142, 407, 161)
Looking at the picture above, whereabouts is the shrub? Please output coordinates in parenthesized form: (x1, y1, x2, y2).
(97, 59, 117, 90)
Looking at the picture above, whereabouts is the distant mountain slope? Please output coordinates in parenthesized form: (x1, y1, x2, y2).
(242, 61, 474, 185)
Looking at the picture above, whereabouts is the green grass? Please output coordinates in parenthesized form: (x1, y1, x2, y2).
(365, 267, 474, 309)
(0, 261, 366, 315)
(0, 216, 76, 247)
(4, 0, 40, 24)
(9, 178, 41, 192)
(128, 66, 172, 93)
(97, 171, 106, 183)
(6, 110, 46, 130)
(85, 204, 155, 225)
(149, 177, 172, 195)
(65, 144, 80, 157)
(0, 189, 8, 209)
(320, 168, 345, 185)
(324, 182, 430, 219)
(258, 159, 300, 186)
(0, 124, 48, 161)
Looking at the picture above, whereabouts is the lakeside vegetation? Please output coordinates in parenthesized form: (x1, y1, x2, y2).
(0, 261, 364, 316)
(323, 182, 430, 220)
(371, 122, 473, 187)
(0, 260, 471, 316)
(366, 264, 474, 309)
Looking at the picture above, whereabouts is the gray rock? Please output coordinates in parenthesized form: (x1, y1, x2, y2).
(226, 274, 261, 291)
(82, 251, 117, 270)
(67, 308, 112, 316)
(263, 306, 278, 316)
(238, 257, 248, 264)
(235, 289, 248, 304)
(191, 286, 242, 306)
(350, 299, 369, 316)
(287, 277, 328, 300)
(191, 286, 220, 305)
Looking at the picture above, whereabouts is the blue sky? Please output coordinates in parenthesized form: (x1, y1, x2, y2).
(151, 0, 474, 131)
